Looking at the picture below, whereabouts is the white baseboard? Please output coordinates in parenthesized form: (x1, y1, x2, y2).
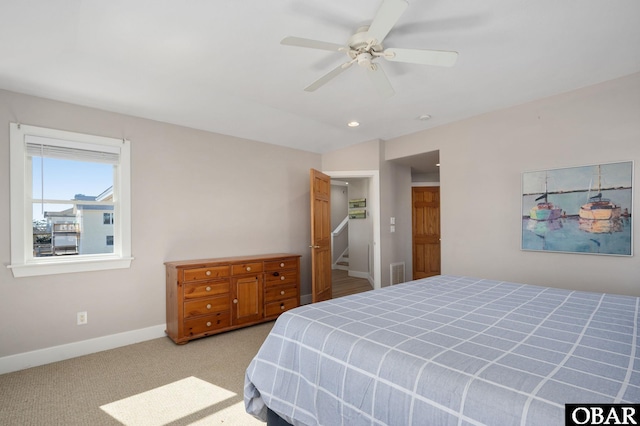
(0, 324, 166, 375)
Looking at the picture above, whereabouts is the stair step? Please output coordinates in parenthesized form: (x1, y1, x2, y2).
(337, 261, 349, 266)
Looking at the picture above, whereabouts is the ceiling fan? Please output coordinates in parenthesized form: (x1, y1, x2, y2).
(281, 0, 458, 98)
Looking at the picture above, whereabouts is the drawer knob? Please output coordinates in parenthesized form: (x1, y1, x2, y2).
(280, 290, 285, 295)
(206, 304, 212, 309)
(206, 321, 212, 327)
(205, 286, 211, 292)
(280, 304, 285, 310)
(205, 270, 211, 276)
(233, 299, 238, 304)
(281, 276, 285, 280)
(280, 262, 285, 267)
(246, 266, 251, 271)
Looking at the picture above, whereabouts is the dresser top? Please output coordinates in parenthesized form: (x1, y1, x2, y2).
(164, 253, 301, 268)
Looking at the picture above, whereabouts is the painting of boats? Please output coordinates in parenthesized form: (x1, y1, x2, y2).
(522, 161, 633, 256)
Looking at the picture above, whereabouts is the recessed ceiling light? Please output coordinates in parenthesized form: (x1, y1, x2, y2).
(347, 121, 360, 127)
(418, 114, 431, 121)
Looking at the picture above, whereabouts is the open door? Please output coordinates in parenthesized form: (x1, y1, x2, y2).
(310, 169, 332, 302)
(412, 186, 441, 279)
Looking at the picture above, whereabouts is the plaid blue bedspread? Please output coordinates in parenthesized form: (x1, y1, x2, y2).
(245, 275, 640, 425)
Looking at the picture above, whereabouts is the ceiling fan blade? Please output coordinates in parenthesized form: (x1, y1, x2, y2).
(365, 0, 409, 44)
(281, 36, 344, 52)
(366, 64, 395, 98)
(384, 48, 458, 67)
(304, 63, 352, 92)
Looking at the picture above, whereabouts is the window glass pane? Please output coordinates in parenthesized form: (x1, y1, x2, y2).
(32, 157, 113, 201)
(31, 157, 115, 258)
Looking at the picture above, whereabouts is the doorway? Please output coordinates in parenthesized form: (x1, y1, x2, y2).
(412, 186, 441, 279)
(389, 149, 441, 281)
(325, 170, 381, 291)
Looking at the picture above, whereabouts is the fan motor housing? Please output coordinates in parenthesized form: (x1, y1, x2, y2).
(348, 25, 383, 55)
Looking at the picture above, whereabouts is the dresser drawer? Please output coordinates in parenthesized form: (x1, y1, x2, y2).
(231, 262, 263, 275)
(265, 285, 298, 303)
(184, 296, 229, 318)
(184, 312, 230, 336)
(183, 281, 229, 299)
(264, 258, 298, 272)
(265, 270, 297, 286)
(265, 298, 298, 317)
(183, 266, 229, 282)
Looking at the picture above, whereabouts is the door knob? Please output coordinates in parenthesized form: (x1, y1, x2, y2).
(308, 245, 321, 249)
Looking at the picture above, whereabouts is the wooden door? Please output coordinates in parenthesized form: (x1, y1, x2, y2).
(231, 275, 263, 325)
(412, 186, 441, 279)
(310, 169, 332, 303)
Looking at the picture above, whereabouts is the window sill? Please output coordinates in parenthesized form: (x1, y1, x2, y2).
(8, 256, 134, 278)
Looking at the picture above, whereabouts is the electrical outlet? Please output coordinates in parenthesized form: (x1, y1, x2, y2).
(77, 311, 88, 325)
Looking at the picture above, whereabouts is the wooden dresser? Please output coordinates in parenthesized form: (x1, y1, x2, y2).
(165, 253, 301, 344)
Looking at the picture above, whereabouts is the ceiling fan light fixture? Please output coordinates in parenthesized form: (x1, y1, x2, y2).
(281, 0, 457, 96)
(357, 52, 374, 68)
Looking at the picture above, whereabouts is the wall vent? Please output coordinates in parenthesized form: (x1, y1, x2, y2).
(390, 262, 406, 285)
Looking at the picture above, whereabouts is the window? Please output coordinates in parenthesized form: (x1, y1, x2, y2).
(104, 213, 114, 225)
(9, 123, 132, 277)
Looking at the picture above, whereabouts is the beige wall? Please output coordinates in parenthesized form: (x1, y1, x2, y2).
(387, 72, 640, 296)
(2, 71, 639, 369)
(322, 139, 411, 287)
(0, 89, 319, 360)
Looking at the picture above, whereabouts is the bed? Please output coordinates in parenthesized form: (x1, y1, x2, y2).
(244, 275, 639, 425)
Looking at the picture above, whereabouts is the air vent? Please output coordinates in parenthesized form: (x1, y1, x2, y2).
(390, 262, 405, 285)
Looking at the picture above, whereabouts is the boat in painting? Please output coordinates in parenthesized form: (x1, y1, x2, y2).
(579, 165, 621, 221)
(530, 193, 562, 221)
(529, 175, 562, 221)
(579, 194, 621, 220)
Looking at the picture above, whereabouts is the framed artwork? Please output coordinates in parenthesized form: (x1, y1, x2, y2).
(349, 209, 366, 219)
(349, 198, 366, 208)
(522, 161, 633, 256)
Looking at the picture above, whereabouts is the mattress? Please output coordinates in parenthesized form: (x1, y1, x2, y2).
(244, 275, 639, 425)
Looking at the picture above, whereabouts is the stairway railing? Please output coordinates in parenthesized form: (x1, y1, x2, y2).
(331, 216, 349, 266)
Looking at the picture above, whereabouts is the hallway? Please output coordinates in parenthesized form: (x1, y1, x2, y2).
(332, 269, 373, 298)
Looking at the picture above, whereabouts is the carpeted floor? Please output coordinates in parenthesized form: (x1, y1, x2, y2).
(0, 321, 274, 425)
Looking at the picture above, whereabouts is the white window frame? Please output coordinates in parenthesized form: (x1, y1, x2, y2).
(8, 123, 133, 277)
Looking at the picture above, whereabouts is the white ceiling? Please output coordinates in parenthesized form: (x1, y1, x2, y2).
(1, 0, 639, 156)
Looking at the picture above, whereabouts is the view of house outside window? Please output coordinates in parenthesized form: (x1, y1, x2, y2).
(32, 156, 114, 257)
